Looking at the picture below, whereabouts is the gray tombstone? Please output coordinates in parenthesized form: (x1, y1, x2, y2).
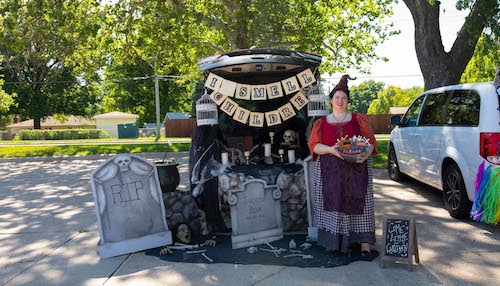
(90, 154, 172, 258)
(228, 178, 283, 249)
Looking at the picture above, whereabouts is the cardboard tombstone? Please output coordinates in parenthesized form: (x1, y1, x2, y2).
(90, 154, 172, 258)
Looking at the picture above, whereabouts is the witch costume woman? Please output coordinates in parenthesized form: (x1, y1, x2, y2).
(307, 75, 378, 257)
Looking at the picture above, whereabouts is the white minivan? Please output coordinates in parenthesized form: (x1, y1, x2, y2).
(388, 82, 500, 218)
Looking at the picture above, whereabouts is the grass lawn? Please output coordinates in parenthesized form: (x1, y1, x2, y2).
(0, 143, 190, 158)
(0, 139, 389, 169)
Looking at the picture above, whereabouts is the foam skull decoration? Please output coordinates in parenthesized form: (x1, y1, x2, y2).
(283, 130, 297, 144)
(114, 154, 131, 172)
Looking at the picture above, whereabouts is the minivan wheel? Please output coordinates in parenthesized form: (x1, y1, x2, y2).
(388, 145, 403, 181)
(442, 164, 472, 218)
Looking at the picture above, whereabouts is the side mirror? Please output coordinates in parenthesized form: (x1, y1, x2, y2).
(390, 115, 401, 125)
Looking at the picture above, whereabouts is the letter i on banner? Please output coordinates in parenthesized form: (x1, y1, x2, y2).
(204, 73, 223, 91)
(297, 69, 316, 88)
(233, 106, 251, 124)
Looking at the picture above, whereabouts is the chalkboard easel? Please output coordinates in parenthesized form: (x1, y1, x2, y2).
(380, 215, 420, 271)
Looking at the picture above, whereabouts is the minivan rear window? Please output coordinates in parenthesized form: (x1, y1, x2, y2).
(444, 90, 480, 126)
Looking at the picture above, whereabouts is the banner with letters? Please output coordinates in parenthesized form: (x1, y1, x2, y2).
(202, 68, 316, 127)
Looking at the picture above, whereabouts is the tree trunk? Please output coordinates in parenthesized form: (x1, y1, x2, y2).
(403, 0, 492, 90)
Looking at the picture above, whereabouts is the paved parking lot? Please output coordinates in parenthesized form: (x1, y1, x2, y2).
(0, 152, 499, 286)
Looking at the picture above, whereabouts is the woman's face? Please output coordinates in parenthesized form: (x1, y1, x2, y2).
(330, 90, 349, 110)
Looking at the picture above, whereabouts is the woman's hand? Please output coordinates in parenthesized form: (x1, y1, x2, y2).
(331, 145, 344, 160)
(355, 144, 374, 164)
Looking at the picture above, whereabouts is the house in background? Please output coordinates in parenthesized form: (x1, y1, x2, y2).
(5, 116, 96, 139)
(93, 111, 139, 138)
(389, 107, 409, 115)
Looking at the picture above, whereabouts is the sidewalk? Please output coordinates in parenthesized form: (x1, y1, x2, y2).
(0, 152, 498, 286)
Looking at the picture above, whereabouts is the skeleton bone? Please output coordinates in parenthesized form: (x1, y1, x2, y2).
(260, 247, 287, 257)
(289, 249, 303, 253)
(300, 242, 312, 250)
(283, 254, 314, 259)
(186, 249, 207, 254)
(202, 253, 213, 263)
(266, 242, 277, 250)
(165, 243, 199, 250)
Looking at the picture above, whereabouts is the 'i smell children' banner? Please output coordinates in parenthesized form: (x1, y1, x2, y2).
(203, 68, 316, 127)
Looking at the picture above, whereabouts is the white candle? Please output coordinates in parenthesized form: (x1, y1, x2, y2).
(221, 152, 229, 165)
(288, 149, 296, 163)
(264, 143, 271, 157)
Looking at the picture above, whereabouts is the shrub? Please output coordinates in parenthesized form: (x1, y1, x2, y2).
(19, 129, 111, 140)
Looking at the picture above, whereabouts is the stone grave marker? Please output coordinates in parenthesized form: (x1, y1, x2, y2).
(90, 154, 172, 258)
(228, 178, 283, 249)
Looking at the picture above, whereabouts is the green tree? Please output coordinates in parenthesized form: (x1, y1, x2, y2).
(101, 57, 191, 125)
(0, 0, 104, 129)
(0, 78, 15, 130)
(403, 0, 499, 90)
(349, 80, 385, 113)
(367, 86, 422, 114)
(461, 35, 500, 83)
(161, 0, 396, 74)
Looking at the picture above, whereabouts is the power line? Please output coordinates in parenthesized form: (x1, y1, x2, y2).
(2, 75, 185, 85)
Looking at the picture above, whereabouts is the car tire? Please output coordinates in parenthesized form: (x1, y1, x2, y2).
(388, 144, 403, 181)
(442, 164, 472, 218)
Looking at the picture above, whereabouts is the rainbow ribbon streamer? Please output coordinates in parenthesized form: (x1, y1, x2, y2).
(471, 162, 500, 225)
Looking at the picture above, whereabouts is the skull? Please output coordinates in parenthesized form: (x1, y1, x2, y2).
(176, 224, 192, 244)
(114, 155, 131, 172)
(283, 130, 297, 144)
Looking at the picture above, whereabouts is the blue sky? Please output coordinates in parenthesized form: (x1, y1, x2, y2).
(326, 1, 469, 89)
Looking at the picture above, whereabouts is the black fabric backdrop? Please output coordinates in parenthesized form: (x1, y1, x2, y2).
(145, 234, 378, 268)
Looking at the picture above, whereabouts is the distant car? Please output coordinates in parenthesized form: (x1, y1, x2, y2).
(388, 82, 500, 218)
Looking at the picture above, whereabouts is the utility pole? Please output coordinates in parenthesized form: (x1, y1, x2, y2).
(154, 58, 161, 141)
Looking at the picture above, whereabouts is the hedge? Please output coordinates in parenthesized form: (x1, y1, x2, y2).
(19, 129, 111, 140)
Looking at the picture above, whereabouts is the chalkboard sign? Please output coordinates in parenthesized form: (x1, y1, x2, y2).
(380, 215, 419, 271)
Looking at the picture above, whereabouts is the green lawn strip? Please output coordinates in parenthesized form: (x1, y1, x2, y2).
(0, 143, 190, 158)
(0, 140, 389, 169)
(372, 139, 388, 169)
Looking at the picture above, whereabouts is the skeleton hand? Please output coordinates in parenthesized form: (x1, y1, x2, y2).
(300, 242, 312, 250)
(203, 239, 216, 247)
(160, 247, 173, 255)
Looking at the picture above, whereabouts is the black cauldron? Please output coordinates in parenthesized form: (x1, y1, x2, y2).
(154, 162, 180, 193)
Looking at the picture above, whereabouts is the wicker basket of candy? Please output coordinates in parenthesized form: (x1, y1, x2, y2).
(335, 135, 371, 163)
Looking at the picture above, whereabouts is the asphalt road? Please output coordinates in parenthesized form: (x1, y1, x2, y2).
(0, 152, 498, 286)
